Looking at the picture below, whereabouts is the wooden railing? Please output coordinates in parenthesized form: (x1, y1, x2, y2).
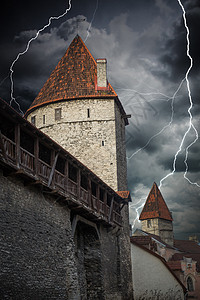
(80, 187, 89, 205)
(20, 148, 34, 171)
(68, 178, 78, 197)
(91, 195, 98, 211)
(0, 133, 123, 226)
(54, 170, 65, 190)
(38, 159, 51, 180)
(1, 136, 15, 161)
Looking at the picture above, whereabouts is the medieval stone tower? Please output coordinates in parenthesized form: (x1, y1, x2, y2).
(139, 182, 174, 246)
(26, 35, 128, 192)
(24, 35, 133, 299)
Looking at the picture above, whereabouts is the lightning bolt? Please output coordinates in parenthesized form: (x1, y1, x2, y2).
(9, 0, 72, 114)
(159, 0, 199, 189)
(131, 0, 199, 230)
(84, 0, 98, 42)
(184, 134, 200, 188)
(131, 199, 146, 229)
(126, 84, 183, 160)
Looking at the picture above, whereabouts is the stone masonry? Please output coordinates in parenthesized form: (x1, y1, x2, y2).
(27, 98, 127, 192)
(141, 218, 174, 246)
(0, 170, 80, 300)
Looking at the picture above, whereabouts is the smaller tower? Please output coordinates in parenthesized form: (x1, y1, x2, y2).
(139, 182, 174, 246)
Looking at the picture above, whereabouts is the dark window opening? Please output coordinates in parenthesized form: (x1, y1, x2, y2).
(114, 201, 120, 213)
(31, 116, 36, 125)
(100, 188, 104, 202)
(56, 156, 65, 174)
(0, 115, 15, 141)
(55, 108, 61, 121)
(81, 173, 88, 190)
(20, 130, 34, 154)
(107, 194, 112, 206)
(43, 115, 45, 124)
(87, 108, 90, 118)
(68, 163, 77, 182)
(91, 181, 97, 197)
(187, 277, 194, 291)
(147, 219, 152, 228)
(102, 141, 104, 146)
(39, 142, 51, 165)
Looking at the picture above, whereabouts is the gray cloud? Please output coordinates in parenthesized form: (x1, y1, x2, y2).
(0, 1, 199, 239)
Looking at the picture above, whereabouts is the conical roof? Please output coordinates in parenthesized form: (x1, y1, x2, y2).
(139, 182, 173, 221)
(26, 35, 117, 115)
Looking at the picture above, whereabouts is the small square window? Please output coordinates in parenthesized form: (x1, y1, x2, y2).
(55, 108, 61, 121)
(43, 115, 45, 124)
(31, 116, 36, 125)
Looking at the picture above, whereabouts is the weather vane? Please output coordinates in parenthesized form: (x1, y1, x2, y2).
(76, 18, 86, 35)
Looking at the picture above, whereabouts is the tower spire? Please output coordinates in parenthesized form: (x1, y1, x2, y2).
(139, 182, 174, 246)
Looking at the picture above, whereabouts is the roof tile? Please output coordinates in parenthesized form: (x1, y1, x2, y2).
(139, 182, 173, 221)
(26, 35, 117, 114)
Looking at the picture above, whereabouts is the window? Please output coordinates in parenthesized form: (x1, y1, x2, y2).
(81, 173, 88, 190)
(187, 276, 194, 291)
(102, 141, 104, 146)
(31, 116, 36, 125)
(68, 163, 77, 182)
(39, 142, 51, 165)
(87, 108, 90, 118)
(55, 108, 61, 121)
(91, 181, 97, 197)
(20, 130, 34, 154)
(147, 219, 152, 228)
(107, 194, 112, 206)
(56, 156, 65, 174)
(100, 188, 104, 202)
(43, 115, 46, 124)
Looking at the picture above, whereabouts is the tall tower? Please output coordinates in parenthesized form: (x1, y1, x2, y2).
(139, 182, 174, 246)
(25, 35, 128, 192)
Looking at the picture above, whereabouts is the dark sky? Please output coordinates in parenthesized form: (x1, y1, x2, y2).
(0, 0, 200, 240)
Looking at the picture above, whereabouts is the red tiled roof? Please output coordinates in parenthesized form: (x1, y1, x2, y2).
(167, 261, 182, 270)
(131, 236, 152, 246)
(133, 229, 175, 249)
(172, 240, 200, 272)
(26, 35, 117, 115)
(116, 191, 132, 202)
(174, 239, 200, 254)
(139, 182, 173, 221)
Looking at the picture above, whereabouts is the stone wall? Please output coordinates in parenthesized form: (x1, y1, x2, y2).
(114, 101, 127, 191)
(0, 169, 133, 299)
(141, 218, 174, 246)
(27, 98, 127, 192)
(0, 169, 80, 300)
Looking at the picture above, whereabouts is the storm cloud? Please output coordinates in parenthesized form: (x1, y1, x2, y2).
(0, 0, 199, 240)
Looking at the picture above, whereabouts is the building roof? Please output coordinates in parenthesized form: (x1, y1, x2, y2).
(26, 35, 119, 115)
(171, 253, 200, 272)
(132, 229, 175, 249)
(116, 191, 132, 202)
(139, 182, 173, 221)
(174, 239, 200, 254)
(167, 261, 182, 270)
(170, 240, 200, 272)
